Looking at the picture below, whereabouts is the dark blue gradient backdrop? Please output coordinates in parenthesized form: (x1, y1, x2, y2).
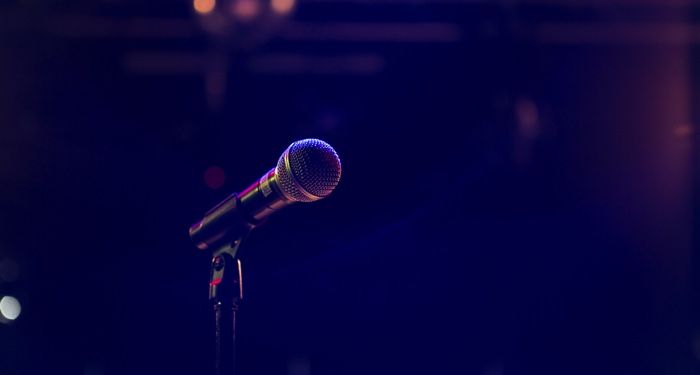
(0, 1, 697, 374)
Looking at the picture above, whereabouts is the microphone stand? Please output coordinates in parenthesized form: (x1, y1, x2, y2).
(209, 234, 247, 375)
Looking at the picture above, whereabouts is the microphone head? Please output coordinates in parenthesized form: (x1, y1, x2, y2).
(275, 139, 342, 202)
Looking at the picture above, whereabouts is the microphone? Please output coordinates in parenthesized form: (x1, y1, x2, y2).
(189, 138, 342, 251)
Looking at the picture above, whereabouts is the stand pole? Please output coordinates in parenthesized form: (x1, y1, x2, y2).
(210, 237, 245, 375)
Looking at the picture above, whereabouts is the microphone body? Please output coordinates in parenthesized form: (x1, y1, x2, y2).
(189, 139, 341, 251)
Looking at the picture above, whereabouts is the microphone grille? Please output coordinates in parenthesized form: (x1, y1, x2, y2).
(276, 139, 342, 202)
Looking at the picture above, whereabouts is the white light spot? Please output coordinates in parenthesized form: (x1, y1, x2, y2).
(0, 296, 21, 321)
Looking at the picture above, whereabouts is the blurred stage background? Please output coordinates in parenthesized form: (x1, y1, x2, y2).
(0, 0, 699, 374)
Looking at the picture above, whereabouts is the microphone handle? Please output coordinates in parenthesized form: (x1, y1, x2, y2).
(190, 169, 293, 251)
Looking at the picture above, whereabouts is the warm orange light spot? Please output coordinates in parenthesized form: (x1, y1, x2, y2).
(194, 0, 216, 14)
(271, 0, 295, 14)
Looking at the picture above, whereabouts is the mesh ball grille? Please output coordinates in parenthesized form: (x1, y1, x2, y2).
(275, 139, 342, 202)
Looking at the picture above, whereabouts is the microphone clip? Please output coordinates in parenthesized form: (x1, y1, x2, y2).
(209, 235, 246, 304)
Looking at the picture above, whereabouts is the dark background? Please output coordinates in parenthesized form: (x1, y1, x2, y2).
(0, 0, 698, 374)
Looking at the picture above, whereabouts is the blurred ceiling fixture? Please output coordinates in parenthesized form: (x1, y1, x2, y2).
(192, 0, 297, 109)
(3, 0, 460, 109)
(194, 0, 295, 46)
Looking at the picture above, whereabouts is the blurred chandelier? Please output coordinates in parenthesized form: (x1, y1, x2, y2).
(194, 0, 296, 49)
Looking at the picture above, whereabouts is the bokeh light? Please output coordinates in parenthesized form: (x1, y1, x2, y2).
(515, 97, 540, 139)
(194, 0, 216, 14)
(271, 0, 295, 14)
(673, 124, 693, 138)
(231, 0, 261, 20)
(204, 166, 226, 189)
(0, 296, 21, 321)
